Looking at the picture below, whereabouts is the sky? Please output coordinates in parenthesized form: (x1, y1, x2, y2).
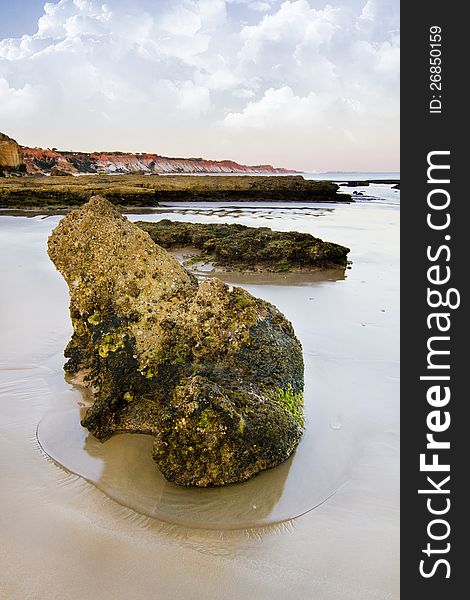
(0, 0, 399, 172)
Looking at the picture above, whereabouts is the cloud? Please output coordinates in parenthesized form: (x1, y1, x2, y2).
(358, 0, 399, 39)
(0, 0, 399, 170)
(0, 78, 38, 116)
(240, 0, 340, 58)
(249, 2, 273, 11)
(225, 86, 325, 128)
(177, 80, 212, 115)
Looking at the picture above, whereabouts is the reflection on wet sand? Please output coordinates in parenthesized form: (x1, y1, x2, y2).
(0, 203, 337, 220)
(80, 404, 293, 530)
(166, 247, 347, 284)
(202, 268, 347, 286)
(37, 366, 346, 530)
(132, 203, 337, 223)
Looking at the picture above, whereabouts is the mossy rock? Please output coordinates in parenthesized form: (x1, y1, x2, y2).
(48, 196, 304, 486)
(136, 220, 350, 272)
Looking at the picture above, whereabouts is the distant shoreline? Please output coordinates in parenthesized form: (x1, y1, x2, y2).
(0, 174, 353, 209)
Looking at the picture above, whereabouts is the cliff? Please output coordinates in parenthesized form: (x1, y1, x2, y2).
(0, 133, 24, 175)
(20, 146, 295, 176)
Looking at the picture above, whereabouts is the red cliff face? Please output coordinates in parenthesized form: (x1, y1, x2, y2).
(19, 146, 296, 176)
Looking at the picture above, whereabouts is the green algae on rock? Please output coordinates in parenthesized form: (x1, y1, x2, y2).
(137, 220, 350, 272)
(48, 196, 304, 487)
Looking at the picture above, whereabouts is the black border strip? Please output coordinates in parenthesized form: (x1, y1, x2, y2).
(401, 1, 466, 596)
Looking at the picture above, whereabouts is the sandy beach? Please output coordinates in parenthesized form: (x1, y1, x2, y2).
(0, 186, 399, 599)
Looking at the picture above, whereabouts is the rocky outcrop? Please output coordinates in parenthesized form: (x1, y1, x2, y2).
(0, 174, 351, 207)
(137, 220, 350, 272)
(50, 166, 71, 177)
(21, 146, 296, 176)
(0, 133, 24, 175)
(48, 197, 304, 487)
(345, 181, 370, 187)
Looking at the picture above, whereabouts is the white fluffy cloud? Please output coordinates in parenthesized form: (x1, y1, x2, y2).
(0, 0, 399, 170)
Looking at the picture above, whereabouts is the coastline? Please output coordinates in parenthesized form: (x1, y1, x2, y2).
(0, 174, 351, 208)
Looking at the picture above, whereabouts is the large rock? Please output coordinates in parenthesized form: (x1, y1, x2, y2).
(0, 132, 23, 173)
(137, 219, 350, 272)
(48, 197, 304, 486)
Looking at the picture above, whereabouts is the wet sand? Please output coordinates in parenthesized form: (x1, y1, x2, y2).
(0, 193, 399, 599)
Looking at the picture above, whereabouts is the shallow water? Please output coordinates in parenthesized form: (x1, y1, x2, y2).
(0, 194, 399, 598)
